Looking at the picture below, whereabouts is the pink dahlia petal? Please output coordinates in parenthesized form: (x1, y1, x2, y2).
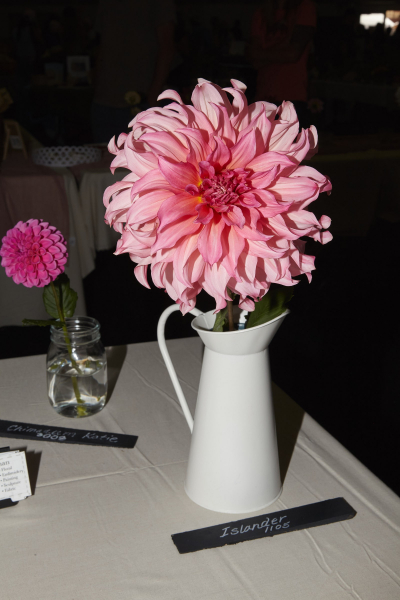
(289, 246, 316, 282)
(221, 239, 244, 280)
(225, 88, 249, 129)
(248, 240, 286, 260)
(188, 251, 205, 283)
(191, 79, 233, 127)
(210, 103, 237, 146)
(236, 107, 271, 156)
(104, 189, 132, 223)
(269, 101, 299, 151)
(108, 136, 120, 156)
(140, 132, 188, 163)
(284, 129, 311, 163)
(197, 214, 225, 265)
(319, 215, 331, 229)
(134, 265, 151, 289)
(127, 189, 174, 226)
(222, 206, 245, 228)
(239, 297, 255, 311)
(291, 165, 329, 186)
(249, 165, 279, 190)
(178, 103, 215, 137)
(267, 214, 303, 240)
(202, 263, 230, 311)
(172, 234, 199, 287)
(176, 128, 211, 165)
(104, 175, 137, 209)
(153, 215, 201, 253)
(130, 169, 171, 196)
(230, 79, 247, 92)
(39, 238, 53, 249)
(304, 126, 319, 160)
(246, 152, 297, 176)
(239, 193, 261, 208)
(268, 176, 319, 203)
(248, 189, 285, 214)
(110, 150, 128, 173)
(125, 136, 159, 175)
(157, 192, 199, 231)
(207, 136, 231, 171)
(158, 157, 199, 189)
(157, 89, 183, 104)
(195, 203, 214, 225)
(132, 111, 185, 135)
(226, 130, 257, 169)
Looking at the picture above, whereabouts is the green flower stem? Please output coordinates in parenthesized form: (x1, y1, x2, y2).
(227, 300, 234, 332)
(50, 281, 83, 406)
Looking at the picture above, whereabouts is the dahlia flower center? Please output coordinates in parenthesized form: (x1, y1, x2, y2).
(19, 235, 45, 265)
(199, 169, 251, 213)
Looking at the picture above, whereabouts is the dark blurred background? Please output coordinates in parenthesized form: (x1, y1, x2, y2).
(0, 0, 399, 494)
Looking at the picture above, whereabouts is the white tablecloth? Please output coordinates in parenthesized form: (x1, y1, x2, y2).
(0, 338, 399, 599)
(79, 170, 123, 254)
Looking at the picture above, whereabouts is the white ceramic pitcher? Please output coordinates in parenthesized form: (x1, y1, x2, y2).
(157, 304, 288, 514)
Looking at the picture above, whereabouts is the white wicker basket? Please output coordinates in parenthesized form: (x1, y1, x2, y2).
(32, 146, 102, 168)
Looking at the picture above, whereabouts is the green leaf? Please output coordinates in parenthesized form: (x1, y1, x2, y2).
(59, 274, 78, 318)
(22, 319, 61, 327)
(212, 307, 227, 332)
(43, 274, 78, 320)
(43, 283, 60, 319)
(245, 285, 293, 330)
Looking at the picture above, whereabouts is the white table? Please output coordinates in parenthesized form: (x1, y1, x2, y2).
(0, 338, 399, 599)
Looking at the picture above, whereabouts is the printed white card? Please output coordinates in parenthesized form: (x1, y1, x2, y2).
(0, 450, 32, 502)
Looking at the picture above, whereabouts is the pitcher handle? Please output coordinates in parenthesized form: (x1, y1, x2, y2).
(157, 304, 203, 432)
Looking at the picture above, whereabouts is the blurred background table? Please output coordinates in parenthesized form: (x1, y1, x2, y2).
(308, 146, 400, 236)
(311, 80, 398, 110)
(0, 337, 399, 600)
(69, 154, 124, 255)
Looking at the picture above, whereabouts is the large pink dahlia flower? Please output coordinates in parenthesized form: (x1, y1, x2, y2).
(104, 79, 332, 313)
(0, 219, 68, 288)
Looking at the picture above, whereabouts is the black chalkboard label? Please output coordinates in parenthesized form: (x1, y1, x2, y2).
(172, 497, 356, 554)
(0, 420, 137, 448)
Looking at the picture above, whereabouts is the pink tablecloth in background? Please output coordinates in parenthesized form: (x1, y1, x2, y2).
(0, 153, 70, 241)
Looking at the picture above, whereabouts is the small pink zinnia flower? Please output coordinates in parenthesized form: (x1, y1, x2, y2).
(0, 219, 68, 288)
(104, 78, 332, 314)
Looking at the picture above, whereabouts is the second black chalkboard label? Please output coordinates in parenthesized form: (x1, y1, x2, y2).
(172, 497, 356, 554)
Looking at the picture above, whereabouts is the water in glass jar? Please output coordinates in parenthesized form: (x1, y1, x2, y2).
(47, 357, 107, 418)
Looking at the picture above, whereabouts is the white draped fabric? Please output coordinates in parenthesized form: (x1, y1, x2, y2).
(0, 338, 399, 599)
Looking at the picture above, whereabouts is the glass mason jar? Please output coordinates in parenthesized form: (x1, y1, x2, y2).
(47, 317, 107, 418)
